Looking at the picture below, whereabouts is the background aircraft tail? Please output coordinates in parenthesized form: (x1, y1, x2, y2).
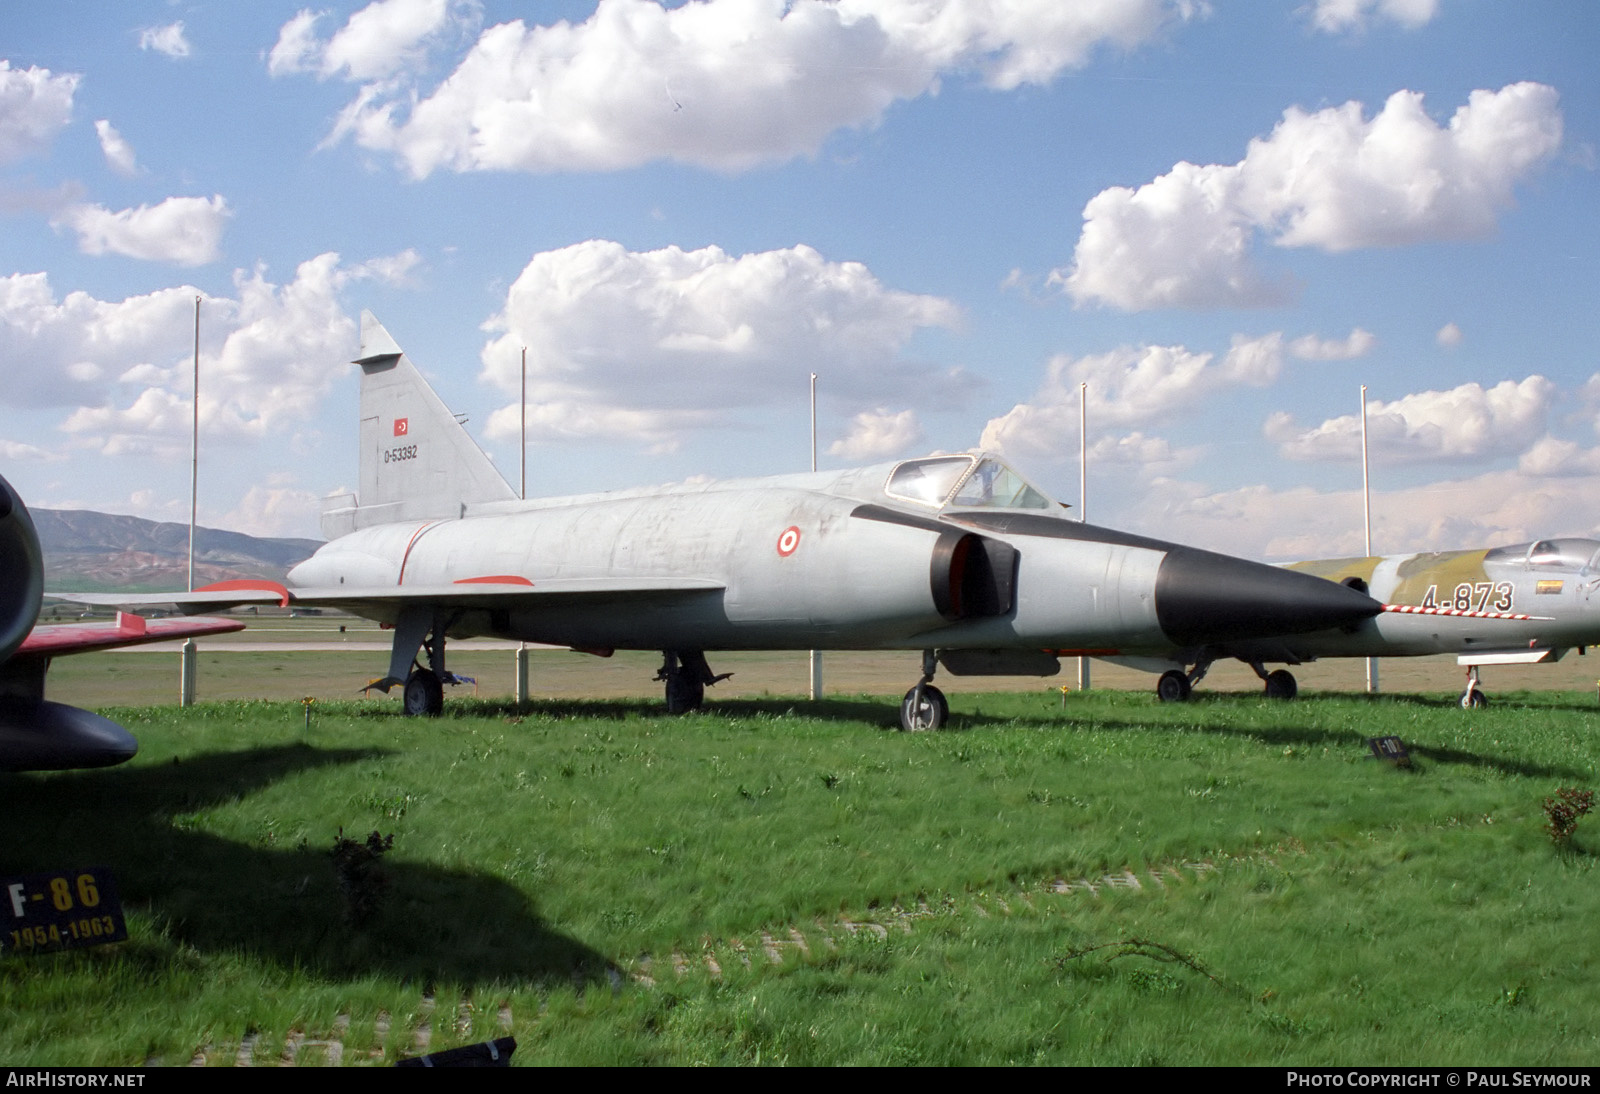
(322, 311, 516, 537)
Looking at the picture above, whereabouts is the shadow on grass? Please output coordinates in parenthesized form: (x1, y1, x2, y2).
(366, 693, 1026, 731)
(1, 743, 617, 990)
(1193, 687, 1600, 715)
(352, 689, 1594, 779)
(993, 692, 1595, 782)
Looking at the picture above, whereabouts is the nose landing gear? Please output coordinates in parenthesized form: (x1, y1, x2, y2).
(900, 649, 948, 731)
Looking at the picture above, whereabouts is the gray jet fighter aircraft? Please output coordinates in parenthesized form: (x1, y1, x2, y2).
(64, 313, 1381, 730)
(0, 473, 242, 770)
(1107, 539, 1600, 708)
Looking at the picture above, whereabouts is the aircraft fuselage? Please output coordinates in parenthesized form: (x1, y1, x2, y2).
(1278, 540, 1600, 660)
(288, 464, 1373, 660)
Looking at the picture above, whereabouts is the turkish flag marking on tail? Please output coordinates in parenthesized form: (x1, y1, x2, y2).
(394, 418, 409, 436)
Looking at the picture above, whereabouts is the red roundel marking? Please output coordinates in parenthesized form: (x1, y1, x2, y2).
(776, 525, 801, 557)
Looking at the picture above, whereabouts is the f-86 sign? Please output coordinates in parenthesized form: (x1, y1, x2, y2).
(3, 867, 127, 956)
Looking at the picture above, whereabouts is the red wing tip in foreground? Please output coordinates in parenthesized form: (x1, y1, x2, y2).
(18, 613, 244, 657)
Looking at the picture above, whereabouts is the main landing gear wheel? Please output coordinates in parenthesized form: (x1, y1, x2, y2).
(403, 668, 444, 717)
(1461, 688, 1488, 709)
(900, 684, 948, 732)
(1156, 670, 1191, 703)
(665, 673, 705, 715)
(658, 650, 726, 714)
(1264, 669, 1298, 700)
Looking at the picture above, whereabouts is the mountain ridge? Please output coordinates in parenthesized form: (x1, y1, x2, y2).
(33, 508, 322, 593)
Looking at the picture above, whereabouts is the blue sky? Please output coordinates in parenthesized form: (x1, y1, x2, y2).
(2, 0, 1596, 560)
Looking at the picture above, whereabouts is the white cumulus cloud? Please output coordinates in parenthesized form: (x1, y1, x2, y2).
(981, 334, 1284, 461)
(94, 120, 139, 177)
(0, 61, 78, 164)
(1517, 437, 1600, 478)
(1306, 0, 1439, 34)
(478, 240, 966, 450)
(1266, 376, 1556, 464)
(485, 401, 714, 455)
(829, 408, 923, 460)
(0, 439, 62, 462)
(220, 484, 327, 538)
(1120, 464, 1600, 562)
(52, 195, 231, 266)
(350, 247, 424, 286)
(1289, 328, 1375, 361)
(0, 252, 414, 459)
(1084, 430, 1200, 471)
(269, 0, 479, 82)
(279, 0, 1196, 177)
(139, 22, 192, 59)
(1061, 83, 1563, 310)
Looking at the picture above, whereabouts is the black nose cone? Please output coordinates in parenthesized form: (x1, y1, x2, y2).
(1155, 547, 1381, 647)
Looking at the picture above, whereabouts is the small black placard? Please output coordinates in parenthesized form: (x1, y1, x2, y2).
(2, 866, 128, 956)
(1368, 736, 1411, 767)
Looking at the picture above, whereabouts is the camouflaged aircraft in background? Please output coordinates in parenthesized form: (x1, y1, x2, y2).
(63, 313, 1381, 731)
(1112, 539, 1600, 708)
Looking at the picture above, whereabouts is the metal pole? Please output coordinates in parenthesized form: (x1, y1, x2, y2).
(181, 296, 200, 706)
(520, 347, 527, 502)
(810, 373, 817, 473)
(516, 347, 530, 707)
(809, 372, 822, 701)
(189, 296, 199, 594)
(1077, 382, 1091, 692)
(1361, 384, 1378, 694)
(1079, 383, 1087, 525)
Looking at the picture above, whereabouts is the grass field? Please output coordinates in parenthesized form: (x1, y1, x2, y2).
(5, 658, 1600, 1065)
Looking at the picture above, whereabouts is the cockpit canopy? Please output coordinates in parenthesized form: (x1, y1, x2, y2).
(884, 455, 1055, 511)
(1484, 537, 1600, 572)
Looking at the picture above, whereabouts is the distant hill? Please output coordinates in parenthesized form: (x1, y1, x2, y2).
(33, 508, 322, 594)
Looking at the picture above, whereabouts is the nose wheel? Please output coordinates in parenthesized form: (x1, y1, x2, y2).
(900, 683, 948, 731)
(899, 649, 948, 731)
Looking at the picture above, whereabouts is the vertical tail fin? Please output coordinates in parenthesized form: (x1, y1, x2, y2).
(322, 312, 515, 537)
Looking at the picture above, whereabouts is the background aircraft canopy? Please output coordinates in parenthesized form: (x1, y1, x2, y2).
(1484, 538, 1600, 571)
(884, 455, 1054, 511)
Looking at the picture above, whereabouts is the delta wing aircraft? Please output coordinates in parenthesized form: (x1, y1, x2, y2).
(0, 474, 242, 771)
(1107, 540, 1600, 708)
(64, 313, 1383, 731)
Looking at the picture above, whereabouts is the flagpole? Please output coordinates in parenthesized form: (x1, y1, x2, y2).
(1361, 384, 1378, 694)
(188, 296, 199, 593)
(520, 347, 527, 501)
(516, 346, 530, 708)
(1077, 382, 1091, 691)
(180, 295, 200, 706)
(809, 372, 822, 701)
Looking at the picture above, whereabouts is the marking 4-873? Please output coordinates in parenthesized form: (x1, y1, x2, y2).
(1419, 582, 1515, 613)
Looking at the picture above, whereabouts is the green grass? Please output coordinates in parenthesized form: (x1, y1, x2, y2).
(3, 688, 1599, 1065)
